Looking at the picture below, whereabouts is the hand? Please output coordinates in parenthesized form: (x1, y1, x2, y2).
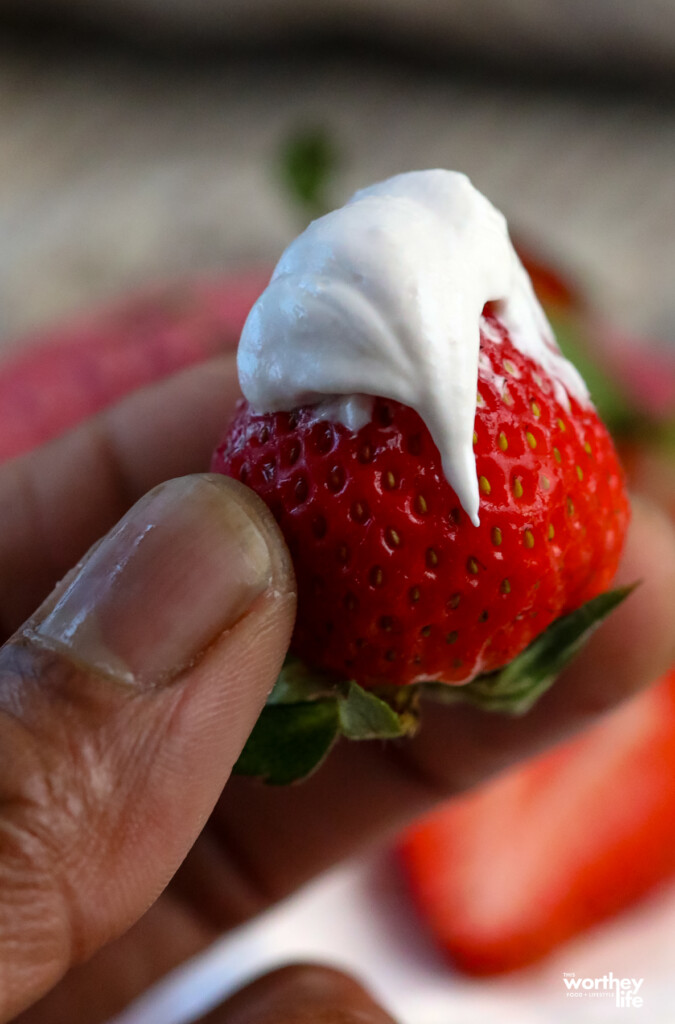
(0, 356, 673, 1023)
(192, 965, 399, 1024)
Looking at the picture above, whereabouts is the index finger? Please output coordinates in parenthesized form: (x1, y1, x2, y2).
(0, 354, 240, 638)
(201, 966, 398, 1024)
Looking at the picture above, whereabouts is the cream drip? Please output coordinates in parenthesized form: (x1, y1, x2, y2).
(238, 170, 589, 525)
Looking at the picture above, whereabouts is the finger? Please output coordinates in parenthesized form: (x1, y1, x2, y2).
(200, 964, 398, 1024)
(0, 354, 240, 637)
(13, 898, 216, 1024)
(0, 475, 295, 1022)
(179, 495, 675, 922)
(11, 503, 672, 1024)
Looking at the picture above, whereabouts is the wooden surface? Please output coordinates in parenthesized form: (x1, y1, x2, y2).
(1, 40, 674, 348)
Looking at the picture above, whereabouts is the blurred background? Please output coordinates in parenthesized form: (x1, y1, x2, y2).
(1, 4, 674, 1023)
(0, 0, 674, 344)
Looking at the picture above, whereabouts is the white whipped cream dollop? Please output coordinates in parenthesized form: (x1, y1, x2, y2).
(238, 170, 589, 526)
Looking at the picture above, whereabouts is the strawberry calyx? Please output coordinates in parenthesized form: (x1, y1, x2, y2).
(422, 584, 634, 714)
(234, 585, 634, 784)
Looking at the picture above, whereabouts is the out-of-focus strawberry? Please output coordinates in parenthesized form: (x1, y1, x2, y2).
(520, 245, 675, 520)
(399, 666, 675, 975)
(0, 272, 268, 462)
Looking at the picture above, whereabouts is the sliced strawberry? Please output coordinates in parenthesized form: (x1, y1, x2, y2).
(399, 667, 675, 974)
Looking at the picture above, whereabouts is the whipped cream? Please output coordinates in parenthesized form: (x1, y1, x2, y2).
(238, 170, 589, 526)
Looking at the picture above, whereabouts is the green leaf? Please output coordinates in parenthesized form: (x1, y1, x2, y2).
(338, 682, 416, 740)
(279, 126, 338, 220)
(234, 677, 421, 783)
(424, 585, 635, 715)
(234, 588, 633, 782)
(233, 701, 339, 785)
(266, 655, 338, 705)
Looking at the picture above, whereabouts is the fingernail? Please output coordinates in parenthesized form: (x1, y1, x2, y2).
(31, 476, 273, 687)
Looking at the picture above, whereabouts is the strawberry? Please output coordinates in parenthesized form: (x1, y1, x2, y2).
(516, 244, 582, 316)
(212, 309, 629, 691)
(0, 257, 631, 783)
(398, 666, 675, 975)
(0, 272, 268, 462)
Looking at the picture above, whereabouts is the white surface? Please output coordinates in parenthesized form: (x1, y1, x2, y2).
(111, 850, 675, 1024)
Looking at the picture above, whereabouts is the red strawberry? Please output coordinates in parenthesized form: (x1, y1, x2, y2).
(516, 243, 582, 315)
(212, 309, 629, 689)
(0, 272, 267, 462)
(398, 666, 675, 974)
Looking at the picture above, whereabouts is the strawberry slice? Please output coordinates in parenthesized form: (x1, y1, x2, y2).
(399, 666, 675, 974)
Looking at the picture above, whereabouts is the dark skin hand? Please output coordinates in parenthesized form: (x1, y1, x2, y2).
(0, 356, 673, 1023)
(201, 965, 399, 1024)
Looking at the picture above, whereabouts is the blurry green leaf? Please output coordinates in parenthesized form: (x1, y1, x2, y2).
(279, 126, 339, 219)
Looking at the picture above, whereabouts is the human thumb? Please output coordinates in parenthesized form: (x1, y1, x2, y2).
(0, 474, 295, 1021)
